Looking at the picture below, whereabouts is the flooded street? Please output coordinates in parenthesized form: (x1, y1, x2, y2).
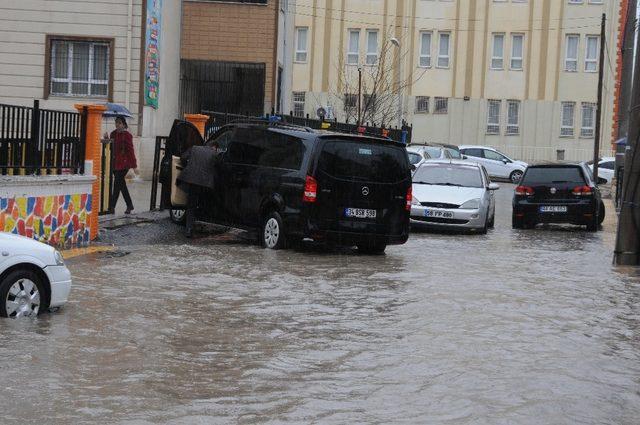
(2, 185, 640, 424)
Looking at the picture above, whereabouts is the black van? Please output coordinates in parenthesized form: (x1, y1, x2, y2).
(163, 121, 412, 254)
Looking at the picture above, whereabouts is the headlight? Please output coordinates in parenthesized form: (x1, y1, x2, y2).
(411, 195, 420, 206)
(460, 198, 481, 209)
(54, 250, 65, 266)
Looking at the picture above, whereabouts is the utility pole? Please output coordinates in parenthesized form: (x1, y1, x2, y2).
(614, 2, 640, 266)
(593, 13, 606, 182)
(357, 66, 362, 126)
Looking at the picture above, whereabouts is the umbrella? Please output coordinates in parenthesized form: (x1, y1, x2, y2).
(103, 103, 133, 118)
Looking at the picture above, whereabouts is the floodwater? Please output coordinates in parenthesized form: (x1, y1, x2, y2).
(1, 185, 639, 424)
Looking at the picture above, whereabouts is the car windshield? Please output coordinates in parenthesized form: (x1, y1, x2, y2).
(408, 152, 422, 165)
(521, 167, 586, 185)
(424, 147, 442, 158)
(445, 148, 462, 159)
(318, 140, 409, 183)
(413, 165, 483, 188)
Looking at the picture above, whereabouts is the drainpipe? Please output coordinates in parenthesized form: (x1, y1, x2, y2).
(125, 0, 134, 109)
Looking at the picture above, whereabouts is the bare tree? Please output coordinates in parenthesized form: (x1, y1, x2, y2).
(330, 29, 426, 127)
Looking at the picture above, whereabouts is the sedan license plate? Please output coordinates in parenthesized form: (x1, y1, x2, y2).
(345, 208, 377, 219)
(425, 209, 454, 218)
(539, 205, 568, 213)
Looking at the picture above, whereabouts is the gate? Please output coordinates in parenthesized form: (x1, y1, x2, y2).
(99, 138, 114, 215)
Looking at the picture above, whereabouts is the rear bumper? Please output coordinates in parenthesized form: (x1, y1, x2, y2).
(410, 206, 488, 230)
(43, 265, 72, 308)
(513, 201, 597, 224)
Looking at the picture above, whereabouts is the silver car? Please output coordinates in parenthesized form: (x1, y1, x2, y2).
(410, 160, 499, 233)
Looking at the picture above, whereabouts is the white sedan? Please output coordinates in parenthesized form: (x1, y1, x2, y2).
(410, 160, 499, 233)
(459, 145, 527, 183)
(0, 233, 72, 318)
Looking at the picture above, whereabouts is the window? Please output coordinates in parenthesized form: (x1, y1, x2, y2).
(434, 97, 448, 114)
(344, 93, 357, 112)
(511, 34, 524, 70)
(437, 32, 450, 68)
(487, 100, 501, 134)
(419, 32, 432, 67)
(48, 38, 111, 98)
(491, 34, 504, 69)
(366, 30, 378, 65)
(260, 133, 306, 170)
(561, 102, 576, 137)
(415, 96, 429, 113)
(585, 36, 599, 72)
(600, 161, 614, 170)
(484, 149, 506, 162)
(295, 27, 308, 62)
(293, 91, 306, 117)
(565, 35, 579, 71)
(462, 148, 483, 158)
(506, 100, 520, 135)
(581, 102, 596, 138)
(347, 30, 360, 65)
(227, 127, 267, 165)
(569, 0, 583, 3)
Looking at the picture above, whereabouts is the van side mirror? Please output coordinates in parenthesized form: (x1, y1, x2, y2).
(462, 155, 468, 160)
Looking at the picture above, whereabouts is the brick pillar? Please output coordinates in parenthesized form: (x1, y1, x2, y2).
(184, 114, 209, 138)
(75, 104, 106, 241)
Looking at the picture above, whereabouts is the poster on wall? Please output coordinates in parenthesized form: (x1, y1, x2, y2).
(144, 0, 162, 109)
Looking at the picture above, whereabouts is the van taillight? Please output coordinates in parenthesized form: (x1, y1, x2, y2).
(572, 185, 593, 196)
(303, 175, 318, 203)
(406, 187, 412, 211)
(515, 186, 534, 196)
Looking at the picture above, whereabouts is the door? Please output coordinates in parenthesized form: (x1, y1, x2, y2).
(165, 120, 203, 209)
(482, 149, 511, 178)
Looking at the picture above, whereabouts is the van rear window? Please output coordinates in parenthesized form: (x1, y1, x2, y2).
(318, 140, 409, 183)
(521, 167, 586, 185)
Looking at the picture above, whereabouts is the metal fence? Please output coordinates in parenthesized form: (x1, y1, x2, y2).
(0, 100, 87, 175)
(202, 110, 413, 144)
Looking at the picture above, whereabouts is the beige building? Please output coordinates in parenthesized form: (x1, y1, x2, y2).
(0, 0, 182, 178)
(291, 0, 621, 161)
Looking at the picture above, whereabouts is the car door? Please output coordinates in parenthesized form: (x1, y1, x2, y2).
(222, 126, 266, 226)
(460, 148, 485, 166)
(163, 120, 204, 209)
(482, 149, 510, 178)
(197, 127, 235, 222)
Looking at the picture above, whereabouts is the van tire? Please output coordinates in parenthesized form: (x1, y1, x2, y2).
(170, 209, 186, 226)
(262, 211, 286, 250)
(357, 242, 387, 255)
(598, 201, 605, 224)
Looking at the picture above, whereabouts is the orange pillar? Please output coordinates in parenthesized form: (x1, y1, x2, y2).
(75, 104, 106, 241)
(184, 114, 209, 137)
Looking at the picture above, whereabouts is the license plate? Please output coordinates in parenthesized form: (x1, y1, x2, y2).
(539, 205, 568, 213)
(345, 208, 377, 219)
(424, 209, 454, 218)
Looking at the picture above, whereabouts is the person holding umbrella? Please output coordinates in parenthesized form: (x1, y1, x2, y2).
(104, 115, 136, 214)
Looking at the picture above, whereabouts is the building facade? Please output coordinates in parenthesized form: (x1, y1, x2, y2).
(0, 0, 182, 178)
(292, 0, 621, 162)
(180, 0, 294, 116)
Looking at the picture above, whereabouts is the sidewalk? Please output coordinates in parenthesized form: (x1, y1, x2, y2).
(99, 178, 162, 229)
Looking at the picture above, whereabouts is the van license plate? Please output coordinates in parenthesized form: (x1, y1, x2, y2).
(539, 206, 567, 213)
(345, 208, 377, 219)
(425, 210, 454, 218)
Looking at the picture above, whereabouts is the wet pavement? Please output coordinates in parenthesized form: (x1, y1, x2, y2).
(2, 184, 640, 424)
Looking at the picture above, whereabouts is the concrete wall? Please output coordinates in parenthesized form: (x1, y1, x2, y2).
(0, 175, 95, 248)
(292, 0, 621, 162)
(181, 0, 279, 113)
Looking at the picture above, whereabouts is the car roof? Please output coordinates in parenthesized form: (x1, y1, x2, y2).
(459, 145, 493, 150)
(418, 159, 480, 168)
(527, 161, 584, 167)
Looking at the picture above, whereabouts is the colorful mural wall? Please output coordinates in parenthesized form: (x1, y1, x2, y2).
(0, 194, 92, 248)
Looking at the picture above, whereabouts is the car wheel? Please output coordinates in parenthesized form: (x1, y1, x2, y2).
(598, 201, 606, 225)
(357, 242, 387, 255)
(510, 170, 524, 184)
(262, 211, 286, 250)
(512, 213, 524, 229)
(170, 208, 186, 225)
(0, 269, 45, 318)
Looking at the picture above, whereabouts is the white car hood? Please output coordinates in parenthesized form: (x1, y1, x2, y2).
(0, 232, 56, 261)
(412, 184, 485, 205)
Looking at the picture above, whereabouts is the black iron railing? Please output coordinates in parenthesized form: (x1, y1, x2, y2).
(0, 100, 87, 175)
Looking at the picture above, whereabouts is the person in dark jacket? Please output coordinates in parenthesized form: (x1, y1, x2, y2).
(104, 116, 137, 214)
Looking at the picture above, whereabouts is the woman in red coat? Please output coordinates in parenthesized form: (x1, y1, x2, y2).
(104, 116, 137, 214)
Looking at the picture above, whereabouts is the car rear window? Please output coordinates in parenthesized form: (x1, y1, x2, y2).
(424, 147, 442, 158)
(521, 167, 586, 185)
(318, 140, 409, 183)
(445, 148, 462, 159)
